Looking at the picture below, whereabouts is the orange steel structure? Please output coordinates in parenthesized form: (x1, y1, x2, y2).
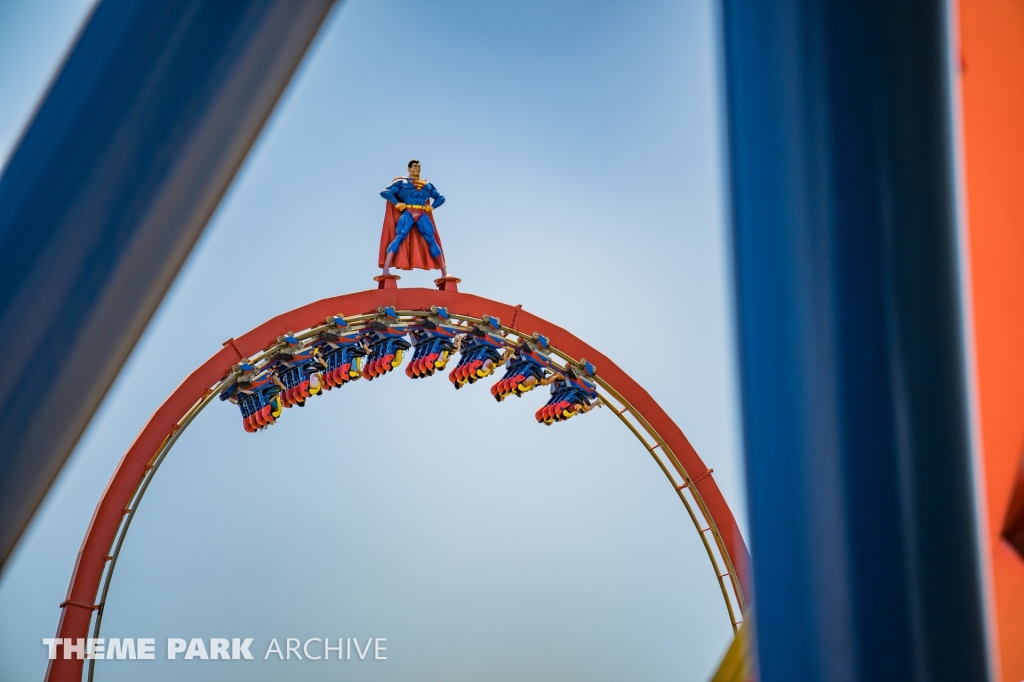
(960, 0, 1024, 679)
(46, 287, 749, 682)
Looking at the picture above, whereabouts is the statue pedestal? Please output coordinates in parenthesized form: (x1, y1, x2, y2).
(434, 276, 461, 292)
(373, 274, 400, 290)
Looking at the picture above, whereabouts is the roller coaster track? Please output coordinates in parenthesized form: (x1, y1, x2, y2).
(46, 285, 750, 682)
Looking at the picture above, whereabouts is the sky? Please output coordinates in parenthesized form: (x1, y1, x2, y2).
(0, 1, 747, 680)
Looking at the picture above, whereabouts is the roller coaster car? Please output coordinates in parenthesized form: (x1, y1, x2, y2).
(449, 314, 508, 389)
(362, 306, 411, 380)
(406, 306, 459, 379)
(316, 315, 366, 390)
(492, 333, 558, 401)
(219, 362, 282, 432)
(536, 360, 600, 425)
(272, 333, 323, 408)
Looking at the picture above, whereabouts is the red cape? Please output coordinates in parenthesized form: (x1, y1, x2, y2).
(377, 203, 445, 271)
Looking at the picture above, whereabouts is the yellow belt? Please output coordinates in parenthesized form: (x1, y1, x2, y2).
(400, 204, 432, 211)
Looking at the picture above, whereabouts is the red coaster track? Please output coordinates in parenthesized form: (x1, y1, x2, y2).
(46, 286, 750, 681)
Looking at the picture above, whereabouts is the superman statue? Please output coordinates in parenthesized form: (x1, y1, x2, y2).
(378, 159, 448, 276)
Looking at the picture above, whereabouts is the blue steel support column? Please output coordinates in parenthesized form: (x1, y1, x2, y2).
(0, 0, 336, 572)
(722, 2, 989, 680)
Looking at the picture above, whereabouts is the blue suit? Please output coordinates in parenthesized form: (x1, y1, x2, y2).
(380, 178, 444, 258)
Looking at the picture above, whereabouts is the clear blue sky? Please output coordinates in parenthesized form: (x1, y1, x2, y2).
(0, 1, 746, 679)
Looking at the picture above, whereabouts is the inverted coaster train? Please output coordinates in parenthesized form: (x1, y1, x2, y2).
(226, 305, 600, 432)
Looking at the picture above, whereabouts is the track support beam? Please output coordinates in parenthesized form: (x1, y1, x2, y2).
(722, 1, 990, 678)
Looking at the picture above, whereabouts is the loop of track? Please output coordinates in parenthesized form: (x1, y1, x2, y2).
(46, 287, 749, 682)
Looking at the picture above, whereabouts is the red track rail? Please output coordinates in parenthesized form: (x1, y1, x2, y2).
(46, 287, 750, 681)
